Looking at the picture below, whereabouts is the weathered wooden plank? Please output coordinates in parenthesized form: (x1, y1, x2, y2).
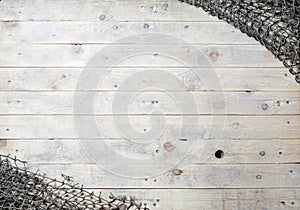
(0, 139, 299, 164)
(24, 163, 300, 188)
(0, 116, 298, 139)
(0, 0, 298, 207)
(88, 189, 300, 209)
(0, 0, 218, 22)
(0, 22, 255, 44)
(0, 68, 297, 91)
(0, 44, 281, 67)
(0, 91, 298, 115)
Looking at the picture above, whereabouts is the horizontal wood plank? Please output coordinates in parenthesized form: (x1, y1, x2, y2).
(0, 139, 299, 164)
(88, 189, 300, 209)
(0, 44, 281, 67)
(0, 22, 255, 44)
(0, 91, 298, 115)
(0, 0, 218, 22)
(24, 163, 300, 188)
(0, 116, 298, 139)
(0, 68, 297, 91)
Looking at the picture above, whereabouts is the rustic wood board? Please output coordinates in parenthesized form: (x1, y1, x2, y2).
(0, 68, 298, 91)
(0, 0, 299, 209)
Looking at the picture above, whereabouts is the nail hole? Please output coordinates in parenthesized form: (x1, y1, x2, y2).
(290, 170, 293, 173)
(287, 121, 290, 124)
(6, 128, 9, 131)
(280, 201, 286, 205)
(99, 15, 105, 21)
(286, 101, 290, 104)
(144, 178, 148, 181)
(163, 3, 169, 10)
(291, 201, 295, 205)
(7, 80, 11, 83)
(215, 150, 224, 159)
(284, 73, 288, 77)
(256, 174, 262, 179)
(184, 25, 189, 29)
(114, 85, 118, 88)
(156, 199, 160, 202)
(143, 23, 150, 29)
(276, 101, 281, 106)
(259, 151, 265, 156)
(261, 103, 268, 110)
(279, 151, 282, 155)
(153, 203, 156, 206)
(112, 25, 118, 30)
(172, 169, 183, 176)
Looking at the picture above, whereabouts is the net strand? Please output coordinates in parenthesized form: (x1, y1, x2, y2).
(0, 154, 150, 210)
(179, 0, 300, 83)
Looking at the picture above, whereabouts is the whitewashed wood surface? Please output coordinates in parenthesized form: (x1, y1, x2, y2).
(0, 0, 299, 209)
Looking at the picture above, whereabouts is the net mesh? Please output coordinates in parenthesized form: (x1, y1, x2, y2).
(0, 154, 150, 210)
(179, 0, 300, 83)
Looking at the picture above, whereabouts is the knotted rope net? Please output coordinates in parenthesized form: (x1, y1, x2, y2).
(179, 0, 300, 83)
(0, 155, 149, 210)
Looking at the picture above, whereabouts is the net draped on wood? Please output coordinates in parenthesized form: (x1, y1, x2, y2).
(179, 0, 300, 84)
(0, 155, 150, 210)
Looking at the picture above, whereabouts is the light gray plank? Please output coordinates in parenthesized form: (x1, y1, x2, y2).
(0, 0, 218, 22)
(0, 116, 298, 139)
(24, 163, 300, 188)
(0, 68, 297, 91)
(0, 44, 281, 67)
(0, 139, 299, 164)
(0, 22, 255, 44)
(88, 189, 300, 210)
(0, 91, 298, 115)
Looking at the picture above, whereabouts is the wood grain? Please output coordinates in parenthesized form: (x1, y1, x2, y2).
(0, 0, 218, 22)
(0, 116, 298, 139)
(24, 163, 300, 188)
(0, 44, 281, 67)
(0, 139, 299, 164)
(0, 22, 255, 44)
(0, 68, 297, 91)
(0, 0, 299, 208)
(0, 91, 298, 115)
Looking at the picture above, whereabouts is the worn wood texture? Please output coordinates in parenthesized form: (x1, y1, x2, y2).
(0, 91, 298, 115)
(0, 44, 282, 67)
(0, 0, 218, 22)
(1, 139, 299, 164)
(0, 68, 297, 91)
(0, 0, 299, 209)
(0, 115, 299, 139)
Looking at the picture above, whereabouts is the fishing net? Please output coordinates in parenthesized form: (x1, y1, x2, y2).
(179, 0, 300, 84)
(0, 154, 150, 210)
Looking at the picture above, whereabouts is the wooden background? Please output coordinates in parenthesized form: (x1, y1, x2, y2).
(0, 0, 299, 209)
